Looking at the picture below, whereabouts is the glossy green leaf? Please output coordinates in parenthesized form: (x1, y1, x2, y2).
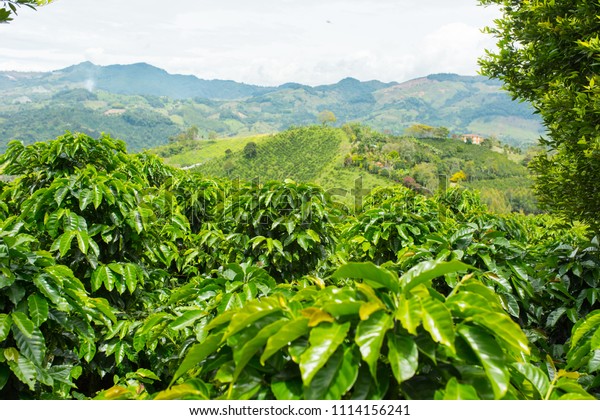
(79, 189, 94, 211)
(57, 231, 76, 257)
(7, 355, 37, 391)
(401, 260, 471, 294)
(0, 314, 12, 342)
(458, 324, 509, 399)
(224, 296, 282, 339)
(421, 295, 455, 350)
(92, 184, 103, 209)
(355, 311, 392, 378)
(233, 319, 288, 381)
(154, 380, 212, 400)
(33, 274, 70, 311)
(396, 295, 422, 335)
(228, 368, 262, 399)
(27, 294, 49, 327)
(92, 265, 117, 292)
(75, 230, 90, 255)
(271, 380, 302, 400)
(123, 264, 141, 294)
(439, 377, 479, 400)
(511, 363, 550, 399)
(304, 346, 358, 400)
(89, 297, 118, 324)
(447, 291, 529, 356)
(300, 322, 350, 386)
(571, 310, 600, 349)
(170, 332, 224, 386)
(261, 317, 309, 364)
(387, 333, 418, 383)
(14, 326, 45, 366)
(168, 310, 205, 331)
(332, 262, 399, 293)
(11, 312, 34, 339)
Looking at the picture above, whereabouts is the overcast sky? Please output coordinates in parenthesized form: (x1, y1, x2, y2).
(0, 0, 500, 86)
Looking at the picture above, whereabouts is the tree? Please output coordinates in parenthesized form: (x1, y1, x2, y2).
(479, 0, 600, 230)
(243, 141, 257, 158)
(317, 110, 336, 126)
(0, 0, 51, 23)
(168, 125, 201, 142)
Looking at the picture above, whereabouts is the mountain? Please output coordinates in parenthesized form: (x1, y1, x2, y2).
(0, 62, 544, 151)
(0, 61, 269, 100)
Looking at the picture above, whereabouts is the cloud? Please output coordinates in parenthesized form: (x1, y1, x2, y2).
(0, 0, 500, 85)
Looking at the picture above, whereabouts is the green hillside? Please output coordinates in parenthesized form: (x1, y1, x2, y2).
(156, 124, 536, 213)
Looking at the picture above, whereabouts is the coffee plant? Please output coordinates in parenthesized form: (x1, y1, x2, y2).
(0, 132, 598, 400)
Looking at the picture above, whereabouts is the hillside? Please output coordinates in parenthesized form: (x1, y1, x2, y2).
(154, 125, 536, 213)
(0, 62, 544, 151)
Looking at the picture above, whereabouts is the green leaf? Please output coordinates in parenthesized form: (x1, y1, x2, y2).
(224, 296, 282, 339)
(58, 231, 76, 257)
(396, 295, 422, 335)
(387, 333, 418, 383)
(11, 312, 34, 339)
(271, 380, 303, 400)
(89, 298, 118, 324)
(304, 346, 344, 399)
(28, 294, 49, 327)
(170, 332, 224, 386)
(571, 310, 600, 349)
(0, 365, 10, 390)
(13, 326, 45, 366)
(92, 265, 117, 292)
(332, 262, 399, 293)
(0, 267, 15, 289)
(79, 189, 94, 211)
(0, 314, 12, 342)
(131, 209, 144, 234)
(439, 377, 479, 400)
(511, 363, 550, 399)
(447, 291, 529, 356)
(92, 184, 103, 209)
(300, 322, 350, 386)
(546, 307, 567, 328)
(168, 310, 205, 331)
(233, 319, 288, 381)
(123, 264, 141, 294)
(261, 317, 309, 364)
(7, 354, 37, 391)
(401, 260, 470, 294)
(33, 273, 70, 311)
(421, 295, 455, 350)
(458, 324, 509, 399)
(154, 380, 211, 400)
(355, 311, 393, 378)
(75, 230, 90, 255)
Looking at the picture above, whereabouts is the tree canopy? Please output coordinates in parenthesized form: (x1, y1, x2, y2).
(479, 0, 600, 230)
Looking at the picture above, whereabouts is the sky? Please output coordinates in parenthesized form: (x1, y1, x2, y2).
(0, 0, 500, 86)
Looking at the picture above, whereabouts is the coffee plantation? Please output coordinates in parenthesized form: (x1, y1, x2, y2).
(0, 132, 598, 400)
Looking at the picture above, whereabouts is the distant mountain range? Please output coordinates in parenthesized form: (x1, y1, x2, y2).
(0, 62, 544, 150)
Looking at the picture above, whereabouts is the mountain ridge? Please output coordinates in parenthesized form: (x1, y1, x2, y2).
(0, 61, 544, 150)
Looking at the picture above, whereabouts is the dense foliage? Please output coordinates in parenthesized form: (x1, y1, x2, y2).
(480, 0, 600, 230)
(0, 132, 598, 400)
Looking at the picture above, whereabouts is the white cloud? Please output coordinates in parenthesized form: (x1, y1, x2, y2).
(0, 0, 500, 85)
